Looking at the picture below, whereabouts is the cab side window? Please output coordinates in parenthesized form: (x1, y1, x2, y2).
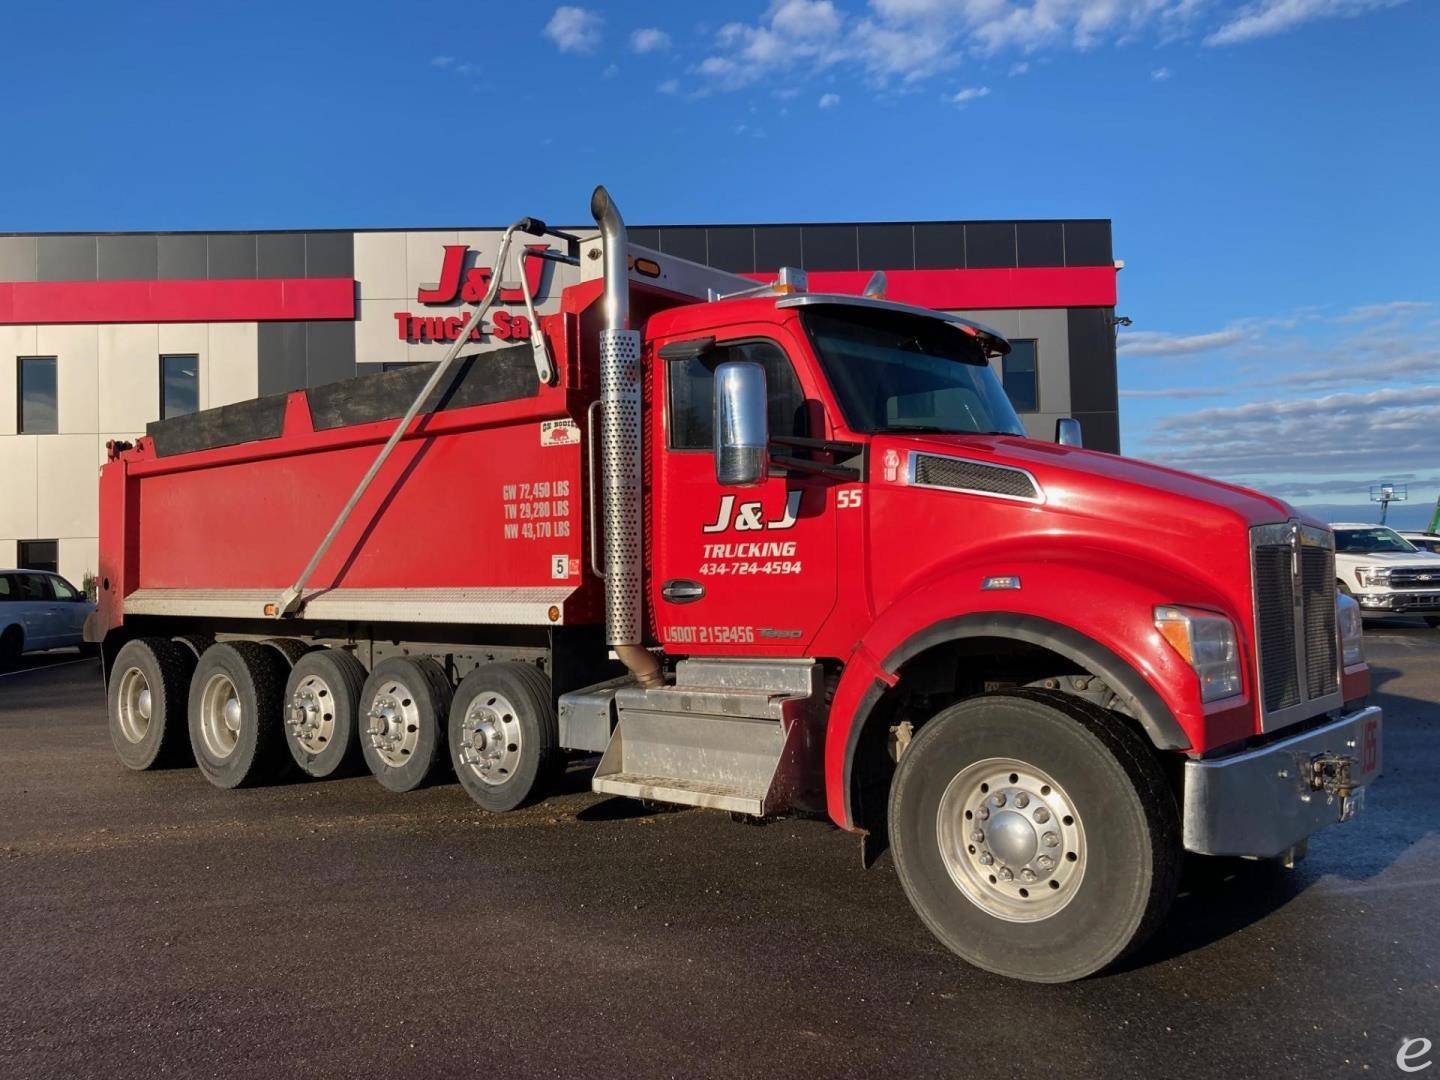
(668, 341, 807, 451)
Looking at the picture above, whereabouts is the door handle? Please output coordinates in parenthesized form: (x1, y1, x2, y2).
(661, 580, 705, 604)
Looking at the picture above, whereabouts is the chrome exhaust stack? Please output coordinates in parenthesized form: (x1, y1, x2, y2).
(590, 186, 662, 688)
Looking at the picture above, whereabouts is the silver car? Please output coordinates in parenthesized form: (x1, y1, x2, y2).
(0, 570, 97, 669)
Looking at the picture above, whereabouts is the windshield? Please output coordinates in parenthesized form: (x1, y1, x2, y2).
(800, 306, 1026, 437)
(1335, 527, 1418, 554)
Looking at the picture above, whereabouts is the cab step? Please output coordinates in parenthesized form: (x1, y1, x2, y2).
(589, 659, 823, 815)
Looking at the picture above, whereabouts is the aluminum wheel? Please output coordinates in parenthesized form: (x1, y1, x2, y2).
(455, 690, 522, 786)
(935, 756, 1087, 923)
(287, 673, 336, 755)
(198, 672, 244, 760)
(365, 678, 421, 768)
(115, 666, 153, 744)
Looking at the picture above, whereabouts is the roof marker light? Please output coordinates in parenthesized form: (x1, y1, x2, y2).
(862, 270, 887, 299)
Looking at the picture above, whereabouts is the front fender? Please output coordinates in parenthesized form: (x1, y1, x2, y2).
(823, 555, 1243, 831)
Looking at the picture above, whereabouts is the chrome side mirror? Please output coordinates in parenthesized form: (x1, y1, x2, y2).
(1055, 417, 1083, 447)
(714, 361, 768, 487)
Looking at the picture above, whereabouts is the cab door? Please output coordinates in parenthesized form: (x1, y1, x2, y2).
(651, 330, 839, 655)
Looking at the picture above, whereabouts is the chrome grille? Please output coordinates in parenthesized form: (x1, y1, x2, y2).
(1251, 522, 1341, 729)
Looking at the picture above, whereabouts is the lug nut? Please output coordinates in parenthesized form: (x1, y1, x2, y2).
(1042, 832, 1060, 848)
(1032, 807, 1050, 824)
(971, 829, 985, 844)
(1014, 793, 1030, 809)
(1036, 855, 1054, 871)
(978, 852, 994, 866)
(977, 806, 990, 821)
(990, 793, 1007, 808)
(997, 867, 1013, 882)
(1021, 868, 1037, 882)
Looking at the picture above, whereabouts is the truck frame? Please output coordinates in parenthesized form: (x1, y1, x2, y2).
(91, 187, 1383, 982)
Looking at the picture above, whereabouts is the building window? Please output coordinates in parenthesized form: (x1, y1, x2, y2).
(160, 354, 199, 419)
(18, 357, 58, 433)
(1002, 340, 1039, 413)
(18, 539, 58, 575)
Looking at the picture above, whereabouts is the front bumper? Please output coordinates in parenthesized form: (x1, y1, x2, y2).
(1182, 705, 1382, 857)
(1354, 591, 1440, 614)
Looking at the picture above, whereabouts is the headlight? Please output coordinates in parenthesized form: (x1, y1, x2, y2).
(1154, 605, 1243, 703)
(1356, 566, 1391, 588)
(1337, 592, 1364, 666)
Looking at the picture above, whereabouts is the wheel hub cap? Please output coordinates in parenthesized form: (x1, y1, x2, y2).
(457, 692, 521, 786)
(366, 682, 420, 768)
(199, 673, 243, 760)
(286, 675, 336, 755)
(116, 666, 153, 744)
(936, 757, 1086, 923)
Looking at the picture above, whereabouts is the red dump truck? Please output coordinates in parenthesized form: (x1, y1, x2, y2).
(91, 188, 1382, 982)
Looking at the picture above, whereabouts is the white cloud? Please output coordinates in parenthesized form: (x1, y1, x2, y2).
(631, 27, 673, 53)
(657, 78, 680, 95)
(1206, 0, 1409, 46)
(430, 56, 454, 68)
(603, 63, 620, 78)
(949, 85, 991, 104)
(1118, 328, 1246, 356)
(1119, 387, 1229, 399)
(1334, 299, 1432, 323)
(1151, 66, 1172, 80)
(543, 6, 603, 54)
(819, 91, 841, 107)
(1008, 61, 1030, 75)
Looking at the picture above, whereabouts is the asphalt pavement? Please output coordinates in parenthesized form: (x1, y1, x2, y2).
(2, 626, 1437, 1079)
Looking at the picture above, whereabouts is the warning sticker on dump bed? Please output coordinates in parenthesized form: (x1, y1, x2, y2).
(541, 419, 580, 447)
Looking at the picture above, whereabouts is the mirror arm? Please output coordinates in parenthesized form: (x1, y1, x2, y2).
(768, 453, 862, 481)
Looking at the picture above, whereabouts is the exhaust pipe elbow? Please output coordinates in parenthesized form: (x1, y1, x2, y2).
(590, 184, 629, 333)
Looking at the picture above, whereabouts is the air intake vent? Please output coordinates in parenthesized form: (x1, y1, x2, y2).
(911, 454, 1041, 503)
(1251, 521, 1342, 730)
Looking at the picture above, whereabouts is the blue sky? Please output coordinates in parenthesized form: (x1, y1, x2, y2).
(2, 0, 1436, 526)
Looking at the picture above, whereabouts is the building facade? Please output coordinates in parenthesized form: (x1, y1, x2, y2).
(0, 218, 1119, 584)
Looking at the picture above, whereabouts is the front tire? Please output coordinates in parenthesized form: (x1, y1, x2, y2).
(109, 638, 196, 770)
(188, 642, 290, 789)
(359, 657, 452, 792)
(449, 662, 558, 812)
(889, 688, 1180, 983)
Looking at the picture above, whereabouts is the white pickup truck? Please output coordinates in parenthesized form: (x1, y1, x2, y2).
(1333, 523, 1440, 627)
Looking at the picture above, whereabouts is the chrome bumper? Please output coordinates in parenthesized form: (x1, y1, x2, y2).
(1182, 705, 1382, 857)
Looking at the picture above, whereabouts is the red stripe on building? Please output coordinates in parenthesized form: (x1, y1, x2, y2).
(744, 266, 1117, 309)
(0, 278, 356, 324)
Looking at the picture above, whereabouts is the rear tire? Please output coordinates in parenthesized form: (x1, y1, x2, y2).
(188, 642, 290, 789)
(283, 648, 367, 778)
(264, 637, 314, 666)
(449, 662, 558, 812)
(359, 657, 453, 792)
(888, 688, 1180, 983)
(0, 626, 23, 671)
(109, 638, 196, 770)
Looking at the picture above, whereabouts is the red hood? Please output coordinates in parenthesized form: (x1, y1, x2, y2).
(892, 433, 1305, 533)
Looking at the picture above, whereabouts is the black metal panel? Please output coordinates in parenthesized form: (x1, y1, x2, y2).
(658, 227, 707, 263)
(1062, 220, 1113, 267)
(157, 234, 208, 280)
(801, 225, 858, 270)
(754, 226, 803, 271)
(207, 233, 257, 278)
(1016, 222, 1064, 268)
(1067, 308, 1118, 413)
(257, 322, 307, 396)
(965, 223, 1016, 269)
(304, 232, 354, 278)
(628, 227, 661, 251)
(913, 222, 965, 269)
(706, 227, 755, 273)
(257, 233, 305, 279)
(98, 235, 158, 280)
(147, 393, 288, 457)
(306, 345, 539, 430)
(858, 224, 914, 270)
(1071, 411, 1120, 454)
(36, 235, 97, 281)
(306, 322, 358, 386)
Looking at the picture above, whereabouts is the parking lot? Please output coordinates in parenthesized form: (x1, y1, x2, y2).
(2, 623, 1438, 1080)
